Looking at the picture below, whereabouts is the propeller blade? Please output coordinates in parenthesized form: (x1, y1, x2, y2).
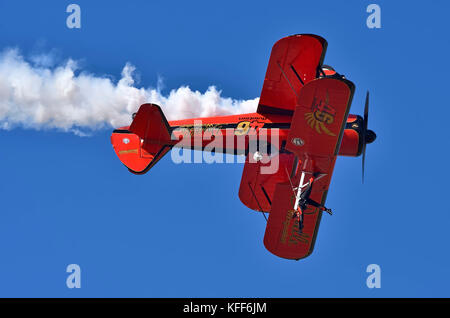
(362, 91, 369, 183)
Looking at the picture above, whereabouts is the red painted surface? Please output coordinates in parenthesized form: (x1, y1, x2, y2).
(110, 34, 374, 260)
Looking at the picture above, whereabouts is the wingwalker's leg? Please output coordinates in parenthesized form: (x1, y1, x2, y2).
(293, 172, 307, 211)
(306, 198, 333, 215)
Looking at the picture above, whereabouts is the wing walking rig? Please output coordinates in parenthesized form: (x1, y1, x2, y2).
(111, 34, 377, 260)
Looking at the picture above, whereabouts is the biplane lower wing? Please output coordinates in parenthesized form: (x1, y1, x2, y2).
(263, 77, 354, 259)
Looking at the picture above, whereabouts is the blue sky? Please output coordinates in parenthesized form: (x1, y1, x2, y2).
(0, 0, 449, 297)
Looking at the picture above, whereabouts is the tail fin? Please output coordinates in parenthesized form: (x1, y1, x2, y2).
(111, 103, 172, 174)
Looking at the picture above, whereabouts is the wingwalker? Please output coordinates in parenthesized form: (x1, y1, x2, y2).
(111, 34, 376, 260)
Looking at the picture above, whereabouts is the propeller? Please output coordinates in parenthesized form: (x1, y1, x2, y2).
(361, 91, 377, 183)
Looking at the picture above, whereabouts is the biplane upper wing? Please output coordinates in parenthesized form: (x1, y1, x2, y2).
(263, 77, 355, 259)
(257, 34, 327, 116)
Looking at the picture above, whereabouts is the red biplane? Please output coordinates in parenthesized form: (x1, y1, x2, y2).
(111, 34, 376, 260)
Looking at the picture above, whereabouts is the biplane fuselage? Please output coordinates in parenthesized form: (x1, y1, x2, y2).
(113, 111, 364, 160)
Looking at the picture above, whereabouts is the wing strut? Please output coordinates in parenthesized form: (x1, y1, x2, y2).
(290, 65, 305, 85)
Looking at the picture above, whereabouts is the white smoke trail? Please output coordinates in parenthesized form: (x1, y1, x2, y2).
(0, 48, 259, 135)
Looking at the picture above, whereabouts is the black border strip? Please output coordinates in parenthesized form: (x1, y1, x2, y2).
(2, 298, 448, 310)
